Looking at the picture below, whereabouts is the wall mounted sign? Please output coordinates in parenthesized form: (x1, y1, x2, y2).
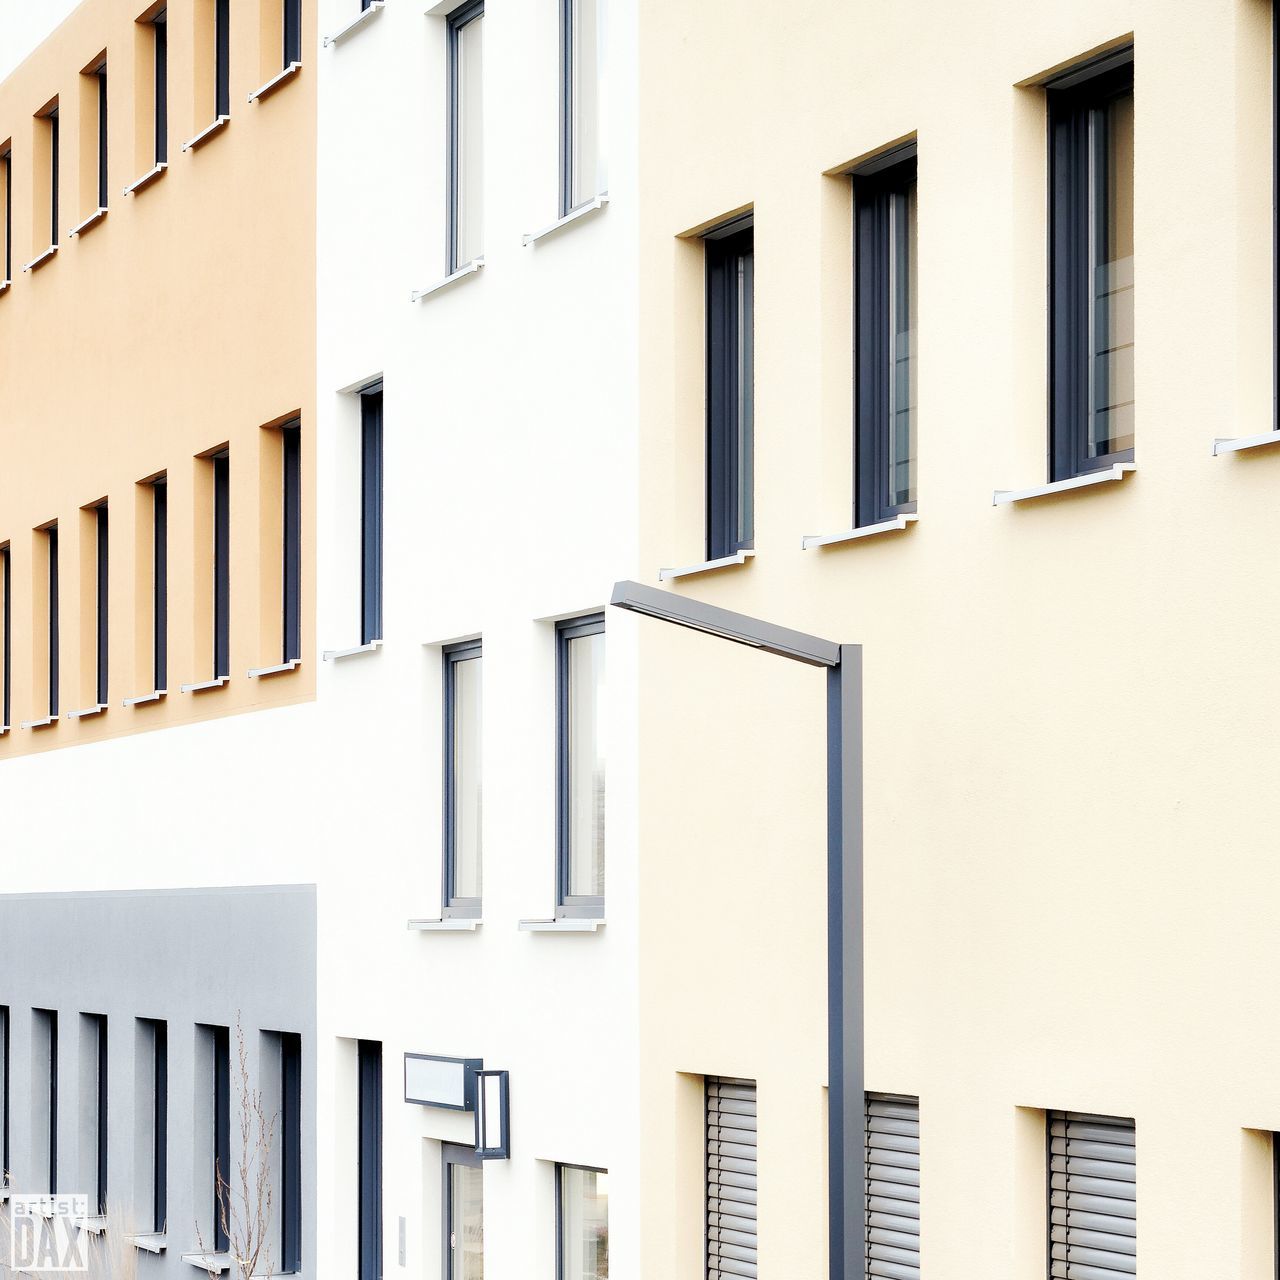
(403, 1053, 483, 1112)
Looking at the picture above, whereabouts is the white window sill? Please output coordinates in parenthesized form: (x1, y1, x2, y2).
(323, 639, 381, 661)
(801, 513, 917, 549)
(179, 675, 230, 694)
(20, 715, 58, 730)
(408, 918, 482, 931)
(518, 918, 605, 933)
(411, 257, 484, 303)
(76, 1217, 107, 1236)
(0, 279, 9, 295)
(69, 207, 108, 238)
(65, 703, 108, 720)
(182, 115, 230, 153)
(180, 1252, 231, 1273)
(0, 724, 9, 735)
(248, 657, 302, 679)
(325, 0, 385, 45)
(522, 194, 609, 246)
(22, 245, 58, 273)
(124, 163, 167, 197)
(123, 689, 167, 707)
(248, 61, 302, 104)
(993, 463, 1135, 506)
(658, 550, 754, 582)
(1212, 430, 1280, 457)
(127, 1234, 166, 1254)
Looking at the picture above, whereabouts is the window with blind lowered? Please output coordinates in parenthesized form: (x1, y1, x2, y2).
(706, 1078, 757, 1278)
(1048, 1110, 1136, 1278)
(866, 1092, 920, 1278)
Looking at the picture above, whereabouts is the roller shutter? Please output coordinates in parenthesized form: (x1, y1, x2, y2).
(707, 1078, 757, 1278)
(866, 1092, 920, 1279)
(1048, 1110, 1136, 1278)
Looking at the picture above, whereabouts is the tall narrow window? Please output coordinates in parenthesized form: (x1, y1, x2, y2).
(443, 641, 483, 917)
(1048, 1110, 1136, 1275)
(96, 65, 108, 209)
(283, 0, 302, 67)
(153, 11, 168, 165)
(47, 525, 60, 719)
(213, 451, 230, 680)
(556, 615, 605, 918)
(447, 2, 484, 272)
(707, 1079, 755, 1279)
(560, 0, 600, 215)
(854, 148, 918, 526)
(32, 1009, 58, 1194)
(80, 1014, 108, 1217)
(215, 0, 230, 118)
(199, 1025, 231, 1253)
(49, 109, 60, 247)
(0, 1006, 9, 1190)
(1, 145, 11, 280)
(95, 504, 109, 706)
(556, 1165, 608, 1280)
(704, 219, 754, 561)
(282, 422, 301, 664)
(357, 1040, 382, 1280)
(136, 1018, 168, 1237)
(280, 1033, 302, 1273)
(443, 1144, 483, 1280)
(153, 478, 167, 692)
(1, 544, 10, 730)
(865, 1093, 919, 1278)
(1048, 50, 1134, 482)
(360, 389, 383, 646)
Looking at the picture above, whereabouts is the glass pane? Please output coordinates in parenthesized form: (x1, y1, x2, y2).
(888, 180, 917, 508)
(455, 15, 484, 266)
(570, 0, 599, 208)
(568, 631, 606, 898)
(449, 1161, 484, 1280)
(451, 654, 482, 901)
(1090, 89, 1134, 459)
(736, 247, 754, 548)
(560, 1167, 609, 1280)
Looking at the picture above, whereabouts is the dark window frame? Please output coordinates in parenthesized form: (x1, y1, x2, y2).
(48, 108, 60, 248)
(443, 639, 483, 918)
(442, 1142, 482, 1280)
(360, 389, 383, 647)
(704, 218, 754, 561)
(853, 145, 918, 527)
(47, 525, 59, 718)
(555, 613, 605, 919)
(1, 543, 10, 729)
(90, 1014, 108, 1216)
(1047, 47, 1135, 483)
(95, 504, 108, 706)
(152, 1019, 168, 1235)
(212, 1024, 230, 1254)
(96, 64, 108, 210)
(153, 11, 168, 166)
(153, 478, 167, 692)
(281, 421, 301, 663)
(554, 1162, 608, 1280)
(280, 1032, 302, 1273)
(0, 1006, 9, 1189)
(215, 0, 230, 119)
(357, 1040, 382, 1280)
(283, 0, 302, 67)
(446, 0, 484, 273)
(2, 146, 11, 281)
(213, 451, 230, 679)
(35, 1008, 58, 1194)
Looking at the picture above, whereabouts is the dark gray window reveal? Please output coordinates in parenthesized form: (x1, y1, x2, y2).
(282, 421, 301, 663)
(443, 640, 483, 918)
(1048, 1110, 1135, 1277)
(154, 12, 168, 166)
(49, 109, 59, 248)
(360, 388, 383, 647)
(1048, 48, 1135, 482)
(2, 148, 11, 281)
(704, 217, 754, 561)
(284, 0, 302, 68)
(0, 1006, 9, 1189)
(213, 451, 230, 679)
(280, 1032, 302, 1273)
(1, 544, 10, 729)
(854, 147, 918, 527)
(89, 1014, 108, 1216)
(47, 525, 59, 718)
(358, 1040, 382, 1280)
(443, 1142, 482, 1280)
(213, 1024, 230, 1254)
(96, 65, 108, 210)
(153, 478, 167, 692)
(151, 1019, 168, 1235)
(34, 1008, 58, 1194)
(96, 504, 108, 706)
(215, 0, 230, 119)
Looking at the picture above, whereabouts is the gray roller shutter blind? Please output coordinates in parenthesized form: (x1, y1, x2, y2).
(1048, 1110, 1136, 1278)
(707, 1077, 757, 1278)
(866, 1092, 920, 1279)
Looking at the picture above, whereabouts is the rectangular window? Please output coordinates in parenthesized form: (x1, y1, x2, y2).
(865, 1092, 919, 1277)
(80, 1014, 108, 1217)
(78, 61, 108, 215)
(95, 504, 109, 706)
(283, 0, 302, 67)
(281, 421, 301, 664)
(2, 144, 11, 280)
(560, 0, 600, 215)
(195, 1025, 231, 1253)
(46, 525, 60, 719)
(135, 1018, 167, 1236)
(215, 0, 230, 118)
(443, 641, 482, 917)
(447, 1, 484, 272)
(357, 1040, 382, 1280)
(213, 451, 230, 679)
(97, 65, 108, 209)
(1, 543, 10, 729)
(704, 219, 754, 561)
(360, 389, 383, 646)
(556, 615, 606, 918)
(1048, 1109, 1136, 1276)
(706, 1078, 755, 1279)
(0, 1006, 9, 1189)
(1048, 50, 1134, 482)
(153, 11, 168, 165)
(557, 1164, 608, 1280)
(280, 1032, 302, 1273)
(32, 1009, 58, 1194)
(854, 148, 918, 526)
(153, 478, 168, 692)
(443, 1143, 483, 1280)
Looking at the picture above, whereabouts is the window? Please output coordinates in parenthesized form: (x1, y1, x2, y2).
(45, 525, 60, 719)
(80, 1014, 108, 1217)
(284, 0, 302, 67)
(97, 65, 108, 209)
(854, 148, 917, 526)
(280, 1033, 302, 1272)
(281, 422, 301, 664)
(1, 144, 11, 280)
(32, 1009, 58, 1194)
(443, 641, 482, 917)
(706, 1079, 755, 1279)
(213, 451, 230, 679)
(95, 504, 108, 706)
(215, 0, 230, 118)
(443, 1143, 483, 1279)
(560, 0, 600, 215)
(360, 389, 383, 646)
(357, 1040, 382, 1280)
(195, 1025, 231, 1254)
(447, 2, 484, 271)
(153, 11, 168, 165)
(557, 1165, 608, 1280)
(152, 478, 167, 692)
(1, 1006, 9, 1189)
(35, 105, 60, 251)
(1, 544, 10, 729)
(865, 1093, 919, 1278)
(704, 218, 754, 561)
(86, 61, 108, 211)
(556, 615, 605, 918)
(1047, 49, 1134, 482)
(1048, 1110, 1135, 1276)
(136, 1018, 167, 1236)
